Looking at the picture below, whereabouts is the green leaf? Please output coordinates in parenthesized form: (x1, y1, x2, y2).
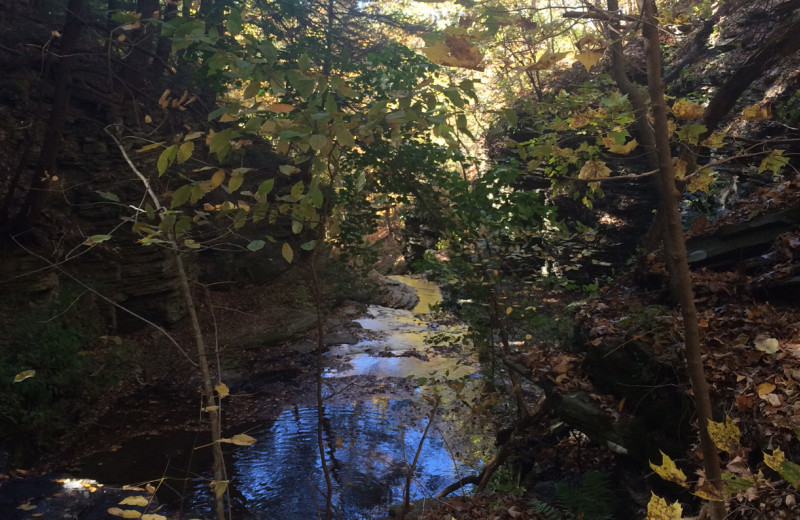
(282, 243, 294, 263)
(279, 164, 300, 175)
(228, 173, 244, 193)
(177, 141, 194, 163)
(336, 127, 355, 147)
(84, 234, 113, 245)
(300, 240, 316, 251)
(309, 134, 327, 151)
(157, 145, 178, 176)
(309, 186, 323, 208)
(290, 181, 304, 199)
(504, 108, 518, 128)
(257, 179, 275, 196)
(291, 220, 303, 234)
(95, 190, 120, 202)
(247, 240, 265, 251)
(209, 128, 233, 160)
(675, 124, 707, 146)
(171, 185, 192, 208)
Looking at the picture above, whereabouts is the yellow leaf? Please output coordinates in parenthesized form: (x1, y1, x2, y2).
(506, 306, 513, 315)
(119, 496, 149, 507)
(141, 515, 167, 520)
(687, 169, 713, 194)
(266, 103, 296, 114)
(145, 484, 156, 495)
(693, 480, 724, 501)
(229, 433, 257, 446)
(421, 38, 484, 71)
(672, 99, 705, 120)
(16, 502, 36, 510)
(211, 480, 228, 499)
(524, 51, 570, 71)
(144, 115, 152, 124)
(645, 493, 682, 520)
(673, 158, 687, 179)
(107, 508, 142, 519)
(764, 448, 786, 473)
(757, 382, 776, 396)
(649, 451, 689, 488)
(219, 112, 238, 122)
(707, 414, 740, 454)
(754, 336, 780, 354)
(282, 243, 294, 263)
(13, 370, 36, 383)
(603, 137, 638, 155)
(209, 169, 225, 189)
(741, 104, 771, 121)
(569, 113, 590, 129)
(135, 142, 163, 153)
(203, 405, 220, 412)
(215, 381, 229, 399)
(701, 131, 727, 148)
(575, 51, 603, 71)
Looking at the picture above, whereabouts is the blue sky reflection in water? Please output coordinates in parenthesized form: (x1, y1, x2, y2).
(227, 400, 469, 519)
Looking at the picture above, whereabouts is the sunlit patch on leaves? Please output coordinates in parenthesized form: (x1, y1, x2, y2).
(687, 169, 713, 194)
(649, 451, 689, 488)
(741, 104, 771, 121)
(645, 493, 682, 520)
(672, 99, 705, 120)
(13, 370, 36, 383)
(707, 414, 740, 454)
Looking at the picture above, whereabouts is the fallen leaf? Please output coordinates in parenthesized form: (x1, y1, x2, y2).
(13, 370, 35, 383)
(754, 336, 780, 354)
(119, 496, 149, 507)
(757, 383, 776, 396)
(107, 507, 142, 518)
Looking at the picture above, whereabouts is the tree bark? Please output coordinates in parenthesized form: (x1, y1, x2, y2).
(641, 3, 725, 519)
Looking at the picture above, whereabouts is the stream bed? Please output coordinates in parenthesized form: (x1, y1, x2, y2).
(76, 277, 491, 519)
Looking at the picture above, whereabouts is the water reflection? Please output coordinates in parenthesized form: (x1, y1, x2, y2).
(182, 401, 469, 519)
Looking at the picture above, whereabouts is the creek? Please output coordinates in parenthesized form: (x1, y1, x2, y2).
(75, 276, 491, 519)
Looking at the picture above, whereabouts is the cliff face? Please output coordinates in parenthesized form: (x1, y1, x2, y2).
(0, 3, 287, 331)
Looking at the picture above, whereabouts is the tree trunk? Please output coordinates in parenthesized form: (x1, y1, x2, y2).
(641, 3, 725, 519)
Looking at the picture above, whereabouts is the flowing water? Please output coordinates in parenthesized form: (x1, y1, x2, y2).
(76, 276, 489, 519)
